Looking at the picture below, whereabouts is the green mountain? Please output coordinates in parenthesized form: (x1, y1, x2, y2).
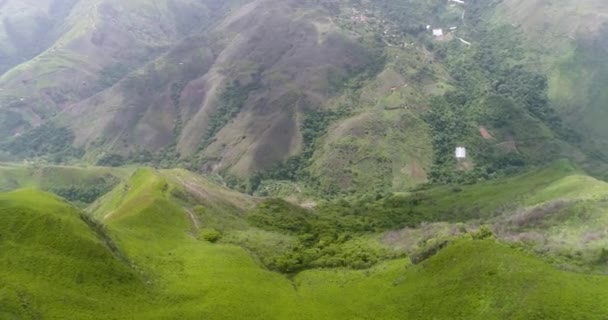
(2, 163, 608, 319)
(2, 0, 608, 196)
(2, 0, 608, 318)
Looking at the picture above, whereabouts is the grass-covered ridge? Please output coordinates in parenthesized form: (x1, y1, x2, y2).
(0, 189, 148, 319)
(2, 163, 608, 318)
(2, 188, 608, 319)
(0, 163, 131, 206)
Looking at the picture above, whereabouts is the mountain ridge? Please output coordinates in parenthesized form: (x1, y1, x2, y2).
(2, 0, 608, 196)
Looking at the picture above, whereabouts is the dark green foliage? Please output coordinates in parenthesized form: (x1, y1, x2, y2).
(252, 106, 352, 191)
(98, 64, 130, 88)
(0, 111, 27, 137)
(419, 9, 575, 184)
(409, 239, 449, 264)
(2, 123, 83, 161)
(373, 0, 448, 35)
(248, 199, 313, 234)
(200, 228, 222, 243)
(49, 179, 118, 204)
(97, 154, 125, 167)
(248, 194, 502, 272)
(472, 225, 494, 240)
(199, 79, 261, 150)
(79, 213, 131, 265)
(248, 199, 394, 273)
(598, 248, 608, 264)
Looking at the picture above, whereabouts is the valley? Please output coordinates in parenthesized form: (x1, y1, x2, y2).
(2, 161, 608, 319)
(2, 0, 608, 318)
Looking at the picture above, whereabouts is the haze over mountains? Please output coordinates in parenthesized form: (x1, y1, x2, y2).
(1, 0, 608, 196)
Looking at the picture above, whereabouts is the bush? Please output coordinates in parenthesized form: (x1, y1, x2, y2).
(200, 228, 221, 243)
(598, 248, 608, 264)
(409, 238, 450, 264)
(3, 123, 83, 160)
(472, 225, 494, 240)
(51, 185, 114, 204)
(97, 154, 125, 167)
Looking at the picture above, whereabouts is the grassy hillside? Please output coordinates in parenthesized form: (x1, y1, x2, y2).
(0, 163, 131, 205)
(3, 0, 608, 317)
(245, 0, 608, 196)
(0, 189, 148, 319)
(0, 0, 235, 143)
(2, 186, 608, 319)
(493, 0, 608, 177)
(369, 160, 608, 273)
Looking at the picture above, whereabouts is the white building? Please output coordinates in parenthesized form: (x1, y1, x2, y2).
(455, 146, 466, 159)
(450, 0, 465, 4)
(432, 28, 443, 37)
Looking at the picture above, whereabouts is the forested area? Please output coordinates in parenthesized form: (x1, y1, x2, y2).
(1, 123, 84, 163)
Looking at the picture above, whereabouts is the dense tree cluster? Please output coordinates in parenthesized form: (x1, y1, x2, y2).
(3, 123, 83, 162)
(200, 79, 261, 151)
(247, 199, 396, 272)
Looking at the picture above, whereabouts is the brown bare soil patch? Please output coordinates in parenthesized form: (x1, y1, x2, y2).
(479, 126, 493, 140)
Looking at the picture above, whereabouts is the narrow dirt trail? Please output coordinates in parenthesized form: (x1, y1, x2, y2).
(103, 210, 115, 220)
(174, 176, 209, 200)
(184, 208, 201, 231)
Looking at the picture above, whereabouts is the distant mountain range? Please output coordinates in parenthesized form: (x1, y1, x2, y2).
(1, 0, 608, 196)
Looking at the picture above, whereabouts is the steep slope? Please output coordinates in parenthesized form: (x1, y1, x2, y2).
(0, 163, 129, 206)
(0, 0, 234, 135)
(0, 0, 79, 74)
(1, 0, 433, 194)
(3, 190, 608, 319)
(3, 0, 608, 197)
(495, 0, 608, 176)
(0, 189, 147, 319)
(58, 0, 383, 177)
(2, 162, 608, 318)
(372, 160, 608, 272)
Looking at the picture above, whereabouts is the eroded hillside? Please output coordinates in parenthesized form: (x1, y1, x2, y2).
(2, 0, 608, 196)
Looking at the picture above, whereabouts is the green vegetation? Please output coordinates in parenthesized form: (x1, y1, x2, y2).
(253, 106, 352, 189)
(0, 164, 126, 205)
(334, 160, 581, 228)
(97, 63, 131, 88)
(0, 162, 607, 318)
(3, 0, 608, 318)
(422, 17, 572, 183)
(0, 189, 147, 319)
(0, 110, 27, 137)
(3, 185, 608, 319)
(96, 153, 126, 167)
(200, 79, 261, 151)
(246, 198, 398, 272)
(2, 123, 83, 163)
(200, 228, 222, 242)
(48, 182, 117, 204)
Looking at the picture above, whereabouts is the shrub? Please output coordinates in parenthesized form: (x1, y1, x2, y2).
(472, 225, 494, 240)
(409, 238, 450, 264)
(598, 248, 608, 264)
(97, 154, 125, 167)
(200, 228, 221, 243)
